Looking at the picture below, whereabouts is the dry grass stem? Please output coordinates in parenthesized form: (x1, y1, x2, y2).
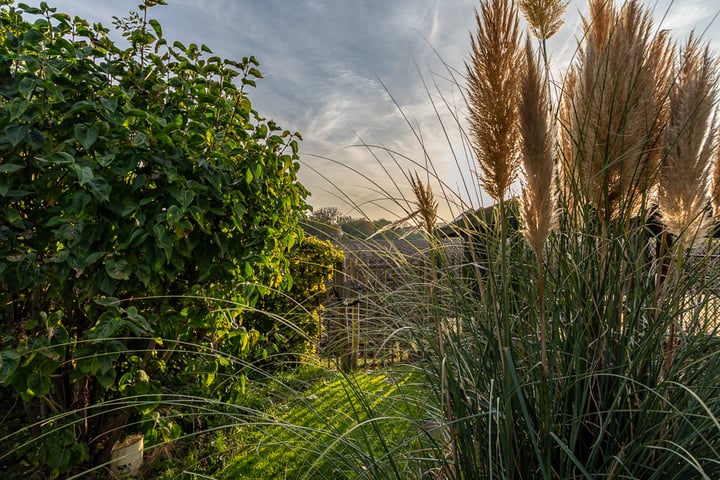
(467, 0, 525, 202)
(658, 35, 719, 246)
(519, 38, 555, 257)
(519, 0, 569, 41)
(560, 0, 665, 221)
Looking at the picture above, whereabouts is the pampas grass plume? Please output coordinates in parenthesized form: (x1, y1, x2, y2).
(519, 37, 555, 257)
(467, 0, 524, 202)
(519, 0, 569, 41)
(658, 34, 719, 246)
(560, 0, 663, 221)
(409, 171, 438, 235)
(713, 126, 720, 219)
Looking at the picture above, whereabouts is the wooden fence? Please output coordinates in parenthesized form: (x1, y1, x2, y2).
(320, 237, 465, 370)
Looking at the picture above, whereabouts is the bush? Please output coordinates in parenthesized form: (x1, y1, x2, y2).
(0, 1, 306, 475)
(246, 235, 344, 365)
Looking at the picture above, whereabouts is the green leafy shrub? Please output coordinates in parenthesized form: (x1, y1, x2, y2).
(0, 0, 306, 475)
(248, 235, 344, 364)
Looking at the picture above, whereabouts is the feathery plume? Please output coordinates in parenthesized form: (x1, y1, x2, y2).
(409, 171, 438, 235)
(519, 0, 569, 41)
(519, 38, 555, 257)
(560, 0, 664, 221)
(647, 29, 677, 189)
(519, 37, 556, 380)
(658, 35, 719, 246)
(467, 0, 525, 203)
(650, 30, 677, 125)
(713, 126, 720, 219)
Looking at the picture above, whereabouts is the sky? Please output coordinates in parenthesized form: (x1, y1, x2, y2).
(17, 1, 720, 222)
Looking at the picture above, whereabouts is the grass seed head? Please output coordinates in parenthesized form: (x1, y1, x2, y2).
(519, 0, 569, 41)
(560, 0, 665, 222)
(659, 34, 719, 246)
(519, 37, 556, 256)
(410, 171, 438, 235)
(467, 0, 525, 203)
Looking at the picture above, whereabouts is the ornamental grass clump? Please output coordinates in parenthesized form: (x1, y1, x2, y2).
(410, 0, 720, 478)
(313, 0, 720, 479)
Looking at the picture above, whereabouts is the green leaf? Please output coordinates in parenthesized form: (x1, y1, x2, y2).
(71, 163, 94, 185)
(133, 131, 148, 147)
(179, 189, 194, 209)
(148, 19, 162, 38)
(96, 153, 116, 167)
(124, 307, 152, 335)
(0, 164, 24, 174)
(153, 224, 174, 263)
(96, 368, 116, 389)
(17, 77, 36, 99)
(26, 129, 46, 150)
(36, 151, 75, 164)
(27, 371, 51, 397)
(67, 100, 97, 114)
(96, 272, 117, 295)
(3, 124, 28, 147)
(85, 251, 107, 266)
(100, 97, 118, 113)
(74, 124, 99, 150)
(166, 204, 182, 225)
(87, 315, 122, 340)
(22, 28, 44, 44)
(95, 297, 120, 307)
(126, 109, 150, 119)
(87, 177, 110, 202)
(7, 98, 30, 120)
(120, 228, 147, 249)
(0, 350, 21, 385)
(154, 132, 174, 147)
(105, 258, 130, 280)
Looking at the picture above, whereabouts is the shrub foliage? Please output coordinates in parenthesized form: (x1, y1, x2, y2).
(0, 0, 307, 474)
(248, 235, 344, 362)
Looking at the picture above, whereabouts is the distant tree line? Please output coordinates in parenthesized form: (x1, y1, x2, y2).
(304, 206, 424, 241)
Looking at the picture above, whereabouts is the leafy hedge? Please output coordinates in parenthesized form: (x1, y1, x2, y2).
(0, 1, 307, 475)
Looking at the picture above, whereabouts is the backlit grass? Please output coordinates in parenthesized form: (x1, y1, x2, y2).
(219, 367, 437, 479)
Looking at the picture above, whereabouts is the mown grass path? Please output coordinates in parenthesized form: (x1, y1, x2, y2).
(220, 367, 434, 479)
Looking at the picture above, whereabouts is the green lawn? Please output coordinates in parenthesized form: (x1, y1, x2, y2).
(217, 367, 437, 480)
